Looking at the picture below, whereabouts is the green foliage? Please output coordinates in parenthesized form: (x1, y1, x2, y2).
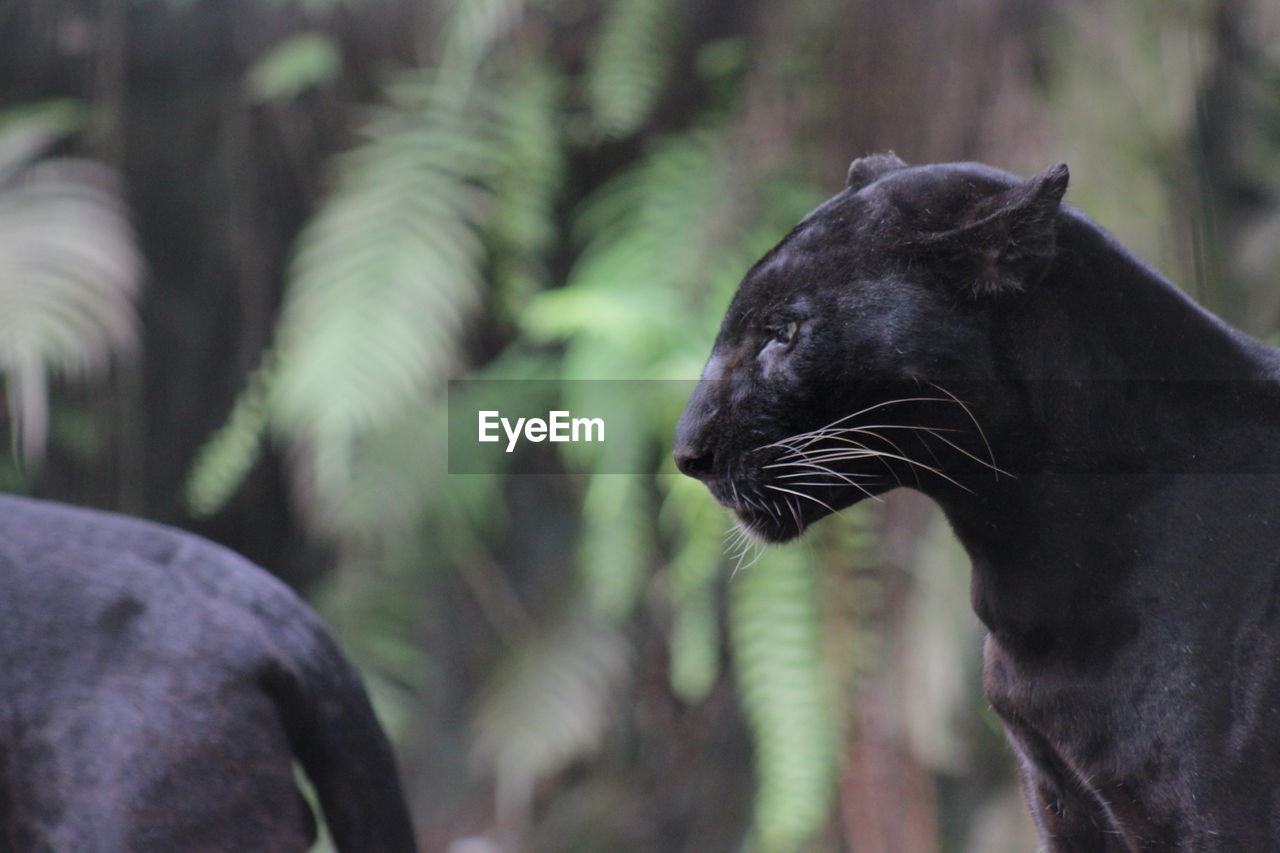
(0, 104, 141, 467)
(661, 474, 727, 703)
(586, 0, 683, 138)
(269, 77, 489, 445)
(189, 0, 851, 844)
(188, 61, 563, 523)
(669, 580, 719, 702)
(520, 133, 731, 623)
(486, 64, 566, 311)
(313, 528, 438, 737)
(519, 122, 846, 847)
(0, 100, 87, 182)
(439, 0, 533, 84)
(28, 0, 1276, 848)
(730, 545, 837, 853)
(187, 13, 576, 822)
(523, 131, 730, 375)
(577, 470, 652, 622)
(128, 0, 200, 11)
(515, 120, 849, 840)
(186, 70, 491, 516)
(293, 399, 455, 541)
(471, 618, 629, 819)
(245, 32, 342, 102)
(185, 360, 271, 516)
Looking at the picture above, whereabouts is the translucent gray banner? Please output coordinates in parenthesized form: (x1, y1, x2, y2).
(447, 380, 697, 474)
(448, 378, 1280, 476)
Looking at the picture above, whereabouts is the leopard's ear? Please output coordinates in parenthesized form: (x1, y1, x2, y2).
(846, 152, 907, 192)
(932, 163, 1069, 297)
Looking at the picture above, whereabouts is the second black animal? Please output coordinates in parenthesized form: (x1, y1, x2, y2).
(0, 495, 416, 852)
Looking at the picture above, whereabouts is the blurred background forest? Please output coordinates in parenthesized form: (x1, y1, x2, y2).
(2, 0, 1279, 850)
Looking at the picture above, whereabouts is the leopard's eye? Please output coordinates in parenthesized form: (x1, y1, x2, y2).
(770, 321, 798, 346)
(758, 320, 799, 361)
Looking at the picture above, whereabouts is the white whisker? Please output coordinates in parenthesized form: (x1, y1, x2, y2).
(765, 484, 838, 516)
(773, 469, 875, 481)
(730, 532, 767, 578)
(926, 382, 1005, 478)
(794, 448, 974, 494)
(754, 396, 957, 453)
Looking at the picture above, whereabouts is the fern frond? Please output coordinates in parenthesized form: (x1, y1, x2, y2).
(440, 0, 531, 82)
(586, 0, 682, 138)
(570, 131, 722, 286)
(521, 131, 728, 371)
(660, 471, 728, 702)
(268, 78, 493, 441)
(288, 397, 490, 543)
(190, 52, 568, 520)
(472, 618, 630, 818)
(188, 73, 498, 516)
(577, 464, 651, 621)
(245, 32, 342, 102)
(0, 100, 87, 182)
(0, 140, 142, 466)
(184, 361, 272, 515)
(487, 63, 565, 309)
(730, 545, 837, 853)
(0, 163, 140, 369)
(669, 581, 718, 703)
(512, 133, 730, 622)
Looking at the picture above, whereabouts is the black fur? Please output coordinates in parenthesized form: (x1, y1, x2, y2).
(0, 494, 416, 852)
(675, 156, 1280, 850)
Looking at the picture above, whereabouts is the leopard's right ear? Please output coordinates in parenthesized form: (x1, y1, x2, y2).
(846, 153, 907, 192)
(924, 163, 1070, 297)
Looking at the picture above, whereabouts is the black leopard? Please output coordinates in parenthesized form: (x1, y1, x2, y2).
(675, 153, 1280, 851)
(0, 494, 415, 851)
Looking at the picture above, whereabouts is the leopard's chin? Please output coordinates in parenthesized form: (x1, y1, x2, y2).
(709, 461, 882, 542)
(734, 506, 807, 543)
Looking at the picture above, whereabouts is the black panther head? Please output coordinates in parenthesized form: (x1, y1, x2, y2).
(673, 154, 1069, 541)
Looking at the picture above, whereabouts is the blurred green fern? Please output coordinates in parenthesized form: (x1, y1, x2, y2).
(187, 63, 564, 524)
(187, 2, 864, 846)
(0, 103, 143, 468)
(522, 124, 844, 851)
(731, 544, 838, 853)
(471, 618, 629, 824)
(439, 0, 533, 86)
(245, 31, 342, 102)
(660, 473, 727, 703)
(520, 132, 729, 624)
(586, 0, 683, 138)
(186, 72, 489, 517)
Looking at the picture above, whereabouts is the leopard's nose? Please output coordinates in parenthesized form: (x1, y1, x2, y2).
(674, 446, 716, 480)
